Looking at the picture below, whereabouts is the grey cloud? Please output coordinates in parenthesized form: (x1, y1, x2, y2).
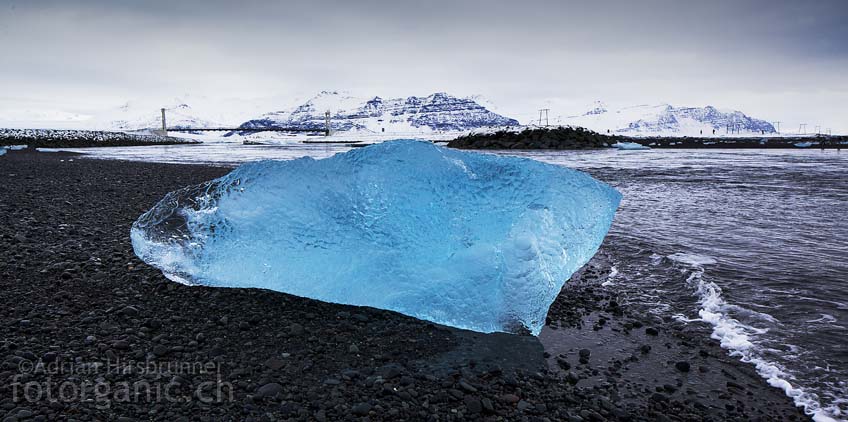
(0, 0, 846, 131)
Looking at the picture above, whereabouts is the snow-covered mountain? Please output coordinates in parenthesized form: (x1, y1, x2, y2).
(237, 91, 520, 133)
(556, 101, 776, 136)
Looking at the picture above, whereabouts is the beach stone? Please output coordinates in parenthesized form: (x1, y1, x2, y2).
(458, 380, 477, 393)
(342, 369, 361, 379)
(263, 357, 285, 370)
(144, 318, 162, 329)
(288, 323, 304, 336)
(464, 397, 482, 414)
(501, 394, 520, 404)
(651, 392, 669, 402)
(255, 382, 283, 398)
(675, 362, 691, 372)
(111, 340, 130, 350)
(119, 306, 140, 317)
(646, 327, 659, 336)
(351, 403, 371, 416)
(378, 363, 403, 379)
(481, 397, 494, 413)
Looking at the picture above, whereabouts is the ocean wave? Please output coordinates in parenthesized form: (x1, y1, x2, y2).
(668, 253, 843, 422)
(667, 252, 718, 267)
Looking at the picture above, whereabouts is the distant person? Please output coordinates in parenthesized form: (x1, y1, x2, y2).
(700, 130, 703, 135)
(712, 129, 716, 135)
(607, 129, 610, 134)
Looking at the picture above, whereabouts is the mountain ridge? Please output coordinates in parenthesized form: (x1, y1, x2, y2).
(557, 102, 776, 135)
(236, 91, 520, 133)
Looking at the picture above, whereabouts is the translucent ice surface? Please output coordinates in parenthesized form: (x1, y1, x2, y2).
(612, 142, 651, 150)
(131, 140, 621, 334)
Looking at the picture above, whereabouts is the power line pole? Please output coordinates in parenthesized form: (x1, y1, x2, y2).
(815, 125, 821, 135)
(799, 123, 807, 135)
(538, 109, 549, 127)
(324, 110, 331, 136)
(773, 121, 781, 134)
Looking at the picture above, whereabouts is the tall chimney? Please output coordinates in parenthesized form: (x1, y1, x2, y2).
(161, 108, 167, 134)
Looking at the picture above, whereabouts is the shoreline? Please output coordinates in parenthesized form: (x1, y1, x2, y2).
(0, 149, 808, 420)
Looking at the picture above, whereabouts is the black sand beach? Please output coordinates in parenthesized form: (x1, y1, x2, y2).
(0, 149, 808, 421)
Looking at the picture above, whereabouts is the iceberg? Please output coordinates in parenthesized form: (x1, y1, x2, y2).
(131, 140, 621, 334)
(612, 142, 651, 150)
(1, 145, 26, 156)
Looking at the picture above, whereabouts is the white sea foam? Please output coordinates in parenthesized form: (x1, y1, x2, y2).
(806, 314, 837, 324)
(667, 252, 717, 267)
(602, 266, 619, 286)
(669, 253, 843, 422)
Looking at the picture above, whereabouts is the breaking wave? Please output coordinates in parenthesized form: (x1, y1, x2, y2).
(667, 253, 842, 422)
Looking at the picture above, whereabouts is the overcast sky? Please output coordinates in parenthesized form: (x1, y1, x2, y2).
(1, 0, 846, 132)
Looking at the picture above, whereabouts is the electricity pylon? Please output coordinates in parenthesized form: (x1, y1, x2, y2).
(538, 109, 550, 127)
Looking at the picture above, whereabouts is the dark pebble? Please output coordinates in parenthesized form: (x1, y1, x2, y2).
(350, 403, 371, 416)
(255, 382, 283, 398)
(464, 397, 483, 414)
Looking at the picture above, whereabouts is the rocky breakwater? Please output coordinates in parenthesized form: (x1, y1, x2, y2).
(0, 128, 200, 148)
(448, 127, 615, 150)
